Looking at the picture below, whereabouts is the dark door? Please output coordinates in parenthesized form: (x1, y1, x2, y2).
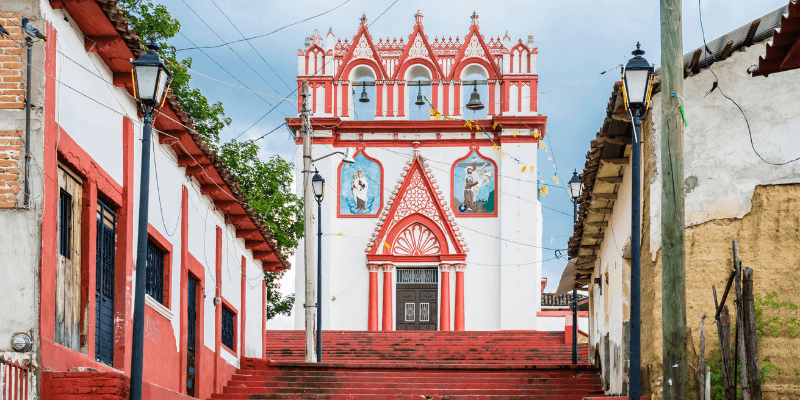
(396, 285, 438, 330)
(187, 276, 198, 397)
(95, 200, 116, 366)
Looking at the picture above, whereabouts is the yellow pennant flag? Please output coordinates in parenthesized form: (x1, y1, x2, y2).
(548, 156, 552, 161)
(553, 176, 559, 184)
(530, 166, 535, 172)
(492, 144, 498, 151)
(337, 233, 343, 236)
(521, 166, 527, 172)
(533, 130, 540, 138)
(492, 122, 499, 130)
(383, 241, 391, 250)
(541, 143, 547, 151)
(430, 109, 437, 116)
(540, 187, 548, 196)
(513, 130, 518, 137)
(464, 120, 473, 129)
(435, 113, 442, 120)
(501, 151, 506, 157)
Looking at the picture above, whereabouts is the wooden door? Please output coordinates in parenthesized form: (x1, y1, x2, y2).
(55, 165, 82, 350)
(95, 200, 116, 365)
(396, 285, 437, 331)
(186, 275, 198, 397)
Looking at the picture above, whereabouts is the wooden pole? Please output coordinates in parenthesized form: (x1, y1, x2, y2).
(714, 288, 735, 400)
(700, 313, 706, 400)
(660, 0, 687, 397)
(733, 241, 750, 400)
(742, 266, 762, 400)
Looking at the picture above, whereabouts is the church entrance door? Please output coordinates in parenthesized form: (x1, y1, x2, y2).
(395, 268, 438, 330)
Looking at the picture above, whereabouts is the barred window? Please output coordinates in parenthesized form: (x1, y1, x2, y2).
(221, 305, 235, 350)
(145, 240, 165, 304)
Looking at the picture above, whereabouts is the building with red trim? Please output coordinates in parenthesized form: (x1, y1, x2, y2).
(289, 11, 548, 332)
(0, 1, 289, 398)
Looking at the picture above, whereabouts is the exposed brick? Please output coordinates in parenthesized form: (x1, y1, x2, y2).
(0, 187, 20, 194)
(0, 201, 16, 208)
(0, 160, 17, 167)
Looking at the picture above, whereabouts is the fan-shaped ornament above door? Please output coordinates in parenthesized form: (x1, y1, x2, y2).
(393, 223, 440, 256)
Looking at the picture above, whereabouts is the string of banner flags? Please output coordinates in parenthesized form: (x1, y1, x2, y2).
(422, 96, 559, 198)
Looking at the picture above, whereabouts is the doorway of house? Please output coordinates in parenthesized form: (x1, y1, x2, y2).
(395, 268, 438, 330)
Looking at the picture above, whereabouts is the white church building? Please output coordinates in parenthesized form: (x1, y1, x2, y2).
(290, 11, 546, 331)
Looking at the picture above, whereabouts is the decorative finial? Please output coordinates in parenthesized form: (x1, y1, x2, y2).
(415, 9, 424, 25)
(470, 11, 479, 25)
(632, 42, 645, 57)
(360, 13, 368, 26)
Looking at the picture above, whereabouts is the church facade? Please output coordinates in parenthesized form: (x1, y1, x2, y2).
(289, 11, 547, 331)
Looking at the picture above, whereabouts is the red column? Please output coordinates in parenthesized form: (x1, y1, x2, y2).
(261, 277, 266, 358)
(333, 83, 338, 117)
(381, 264, 394, 330)
(240, 256, 247, 358)
(387, 84, 394, 117)
(443, 82, 450, 116)
(439, 264, 451, 331)
(398, 83, 405, 117)
(454, 82, 462, 116)
(214, 227, 222, 392)
(431, 81, 438, 114)
(341, 83, 349, 117)
(375, 82, 383, 117)
(488, 82, 495, 116)
(454, 263, 466, 331)
(367, 264, 379, 331)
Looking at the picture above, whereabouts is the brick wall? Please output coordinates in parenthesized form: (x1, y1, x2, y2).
(42, 371, 131, 399)
(0, 13, 25, 208)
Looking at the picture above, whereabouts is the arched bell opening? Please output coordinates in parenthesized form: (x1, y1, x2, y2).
(350, 65, 377, 121)
(405, 64, 433, 121)
(460, 64, 489, 120)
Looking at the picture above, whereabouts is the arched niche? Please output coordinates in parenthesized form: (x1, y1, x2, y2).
(349, 65, 377, 121)
(405, 64, 433, 121)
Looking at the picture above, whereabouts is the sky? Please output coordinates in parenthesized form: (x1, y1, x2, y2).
(159, 0, 789, 295)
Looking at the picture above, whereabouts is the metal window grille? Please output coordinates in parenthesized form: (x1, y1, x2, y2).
(1, 357, 30, 400)
(95, 200, 116, 366)
(221, 306, 235, 350)
(58, 189, 72, 259)
(397, 269, 438, 284)
(419, 303, 430, 322)
(146, 241, 165, 304)
(405, 303, 415, 322)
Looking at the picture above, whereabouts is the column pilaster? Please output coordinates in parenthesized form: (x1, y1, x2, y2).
(439, 264, 451, 331)
(454, 263, 466, 331)
(367, 263, 379, 331)
(381, 264, 394, 331)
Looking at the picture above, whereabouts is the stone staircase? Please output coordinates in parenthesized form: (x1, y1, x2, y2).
(213, 331, 604, 399)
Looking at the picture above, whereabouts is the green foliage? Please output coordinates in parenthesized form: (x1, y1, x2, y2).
(119, 0, 302, 314)
(219, 140, 303, 251)
(706, 292, 798, 398)
(265, 271, 295, 320)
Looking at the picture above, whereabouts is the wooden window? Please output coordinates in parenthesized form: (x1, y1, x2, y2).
(55, 165, 82, 351)
(145, 240, 165, 304)
(221, 304, 236, 351)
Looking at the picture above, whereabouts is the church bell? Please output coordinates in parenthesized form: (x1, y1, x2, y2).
(415, 86, 425, 106)
(358, 86, 370, 103)
(465, 84, 484, 111)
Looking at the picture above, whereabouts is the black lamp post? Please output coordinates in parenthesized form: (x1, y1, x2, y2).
(568, 170, 583, 365)
(622, 42, 654, 400)
(311, 170, 325, 362)
(130, 41, 172, 400)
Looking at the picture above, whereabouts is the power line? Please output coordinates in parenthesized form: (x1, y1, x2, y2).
(175, 0, 352, 51)
(208, 0, 292, 91)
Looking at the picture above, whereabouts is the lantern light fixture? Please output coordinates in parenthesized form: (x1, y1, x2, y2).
(312, 169, 325, 203)
(568, 170, 583, 201)
(131, 41, 172, 109)
(622, 42, 654, 111)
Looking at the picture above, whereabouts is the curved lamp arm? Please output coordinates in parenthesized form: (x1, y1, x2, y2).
(311, 151, 346, 163)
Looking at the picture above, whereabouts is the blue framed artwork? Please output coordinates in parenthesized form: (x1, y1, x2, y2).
(338, 149, 383, 217)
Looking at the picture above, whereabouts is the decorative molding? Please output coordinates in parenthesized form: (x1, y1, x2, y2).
(438, 263, 452, 272)
(454, 263, 467, 272)
(382, 264, 394, 272)
(393, 224, 441, 256)
(367, 264, 380, 272)
(145, 294, 174, 320)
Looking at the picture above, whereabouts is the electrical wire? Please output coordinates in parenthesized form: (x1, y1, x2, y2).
(698, 0, 800, 166)
(175, 0, 353, 51)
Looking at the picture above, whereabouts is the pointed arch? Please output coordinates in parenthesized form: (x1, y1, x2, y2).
(392, 24, 445, 80)
(449, 25, 501, 79)
(335, 24, 389, 80)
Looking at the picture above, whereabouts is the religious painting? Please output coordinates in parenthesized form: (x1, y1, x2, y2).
(451, 149, 497, 216)
(338, 149, 382, 217)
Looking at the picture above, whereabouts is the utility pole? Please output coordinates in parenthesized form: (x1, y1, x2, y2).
(301, 85, 317, 363)
(660, 0, 687, 397)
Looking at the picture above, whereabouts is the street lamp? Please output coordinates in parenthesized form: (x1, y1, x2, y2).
(311, 170, 324, 362)
(130, 41, 172, 400)
(621, 42, 654, 400)
(568, 170, 582, 365)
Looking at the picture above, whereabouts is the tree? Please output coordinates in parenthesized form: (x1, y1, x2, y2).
(119, 0, 299, 313)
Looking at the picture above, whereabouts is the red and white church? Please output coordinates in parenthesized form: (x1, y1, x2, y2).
(289, 11, 548, 331)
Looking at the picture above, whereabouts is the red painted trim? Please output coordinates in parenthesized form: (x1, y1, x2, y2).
(179, 186, 188, 394)
(341, 83, 349, 117)
(518, 81, 523, 113)
(450, 147, 499, 218)
(336, 148, 383, 218)
(56, 127, 123, 206)
(449, 25, 502, 79)
(510, 53, 515, 73)
(214, 226, 222, 392)
(339, 58, 386, 81)
(239, 256, 247, 357)
(530, 78, 538, 112)
(385, 216, 450, 255)
(381, 267, 393, 331)
(375, 83, 383, 117)
(386, 84, 394, 117)
(185, 254, 206, 397)
(325, 81, 332, 114)
(394, 57, 443, 81)
(40, 22, 58, 345)
(116, 116, 136, 373)
(455, 269, 465, 331)
(431, 81, 438, 113)
(297, 81, 303, 113)
(261, 278, 266, 357)
(391, 24, 445, 80)
(488, 82, 495, 116)
(439, 269, 450, 331)
(502, 81, 509, 112)
(398, 83, 405, 117)
(334, 25, 388, 80)
(453, 82, 461, 116)
(537, 310, 589, 317)
(367, 268, 378, 331)
(312, 83, 317, 114)
(443, 83, 449, 116)
(80, 180, 97, 354)
(333, 83, 338, 117)
(147, 223, 174, 309)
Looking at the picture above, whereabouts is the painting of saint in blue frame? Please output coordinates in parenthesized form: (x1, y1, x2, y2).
(338, 150, 382, 217)
(452, 149, 497, 216)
